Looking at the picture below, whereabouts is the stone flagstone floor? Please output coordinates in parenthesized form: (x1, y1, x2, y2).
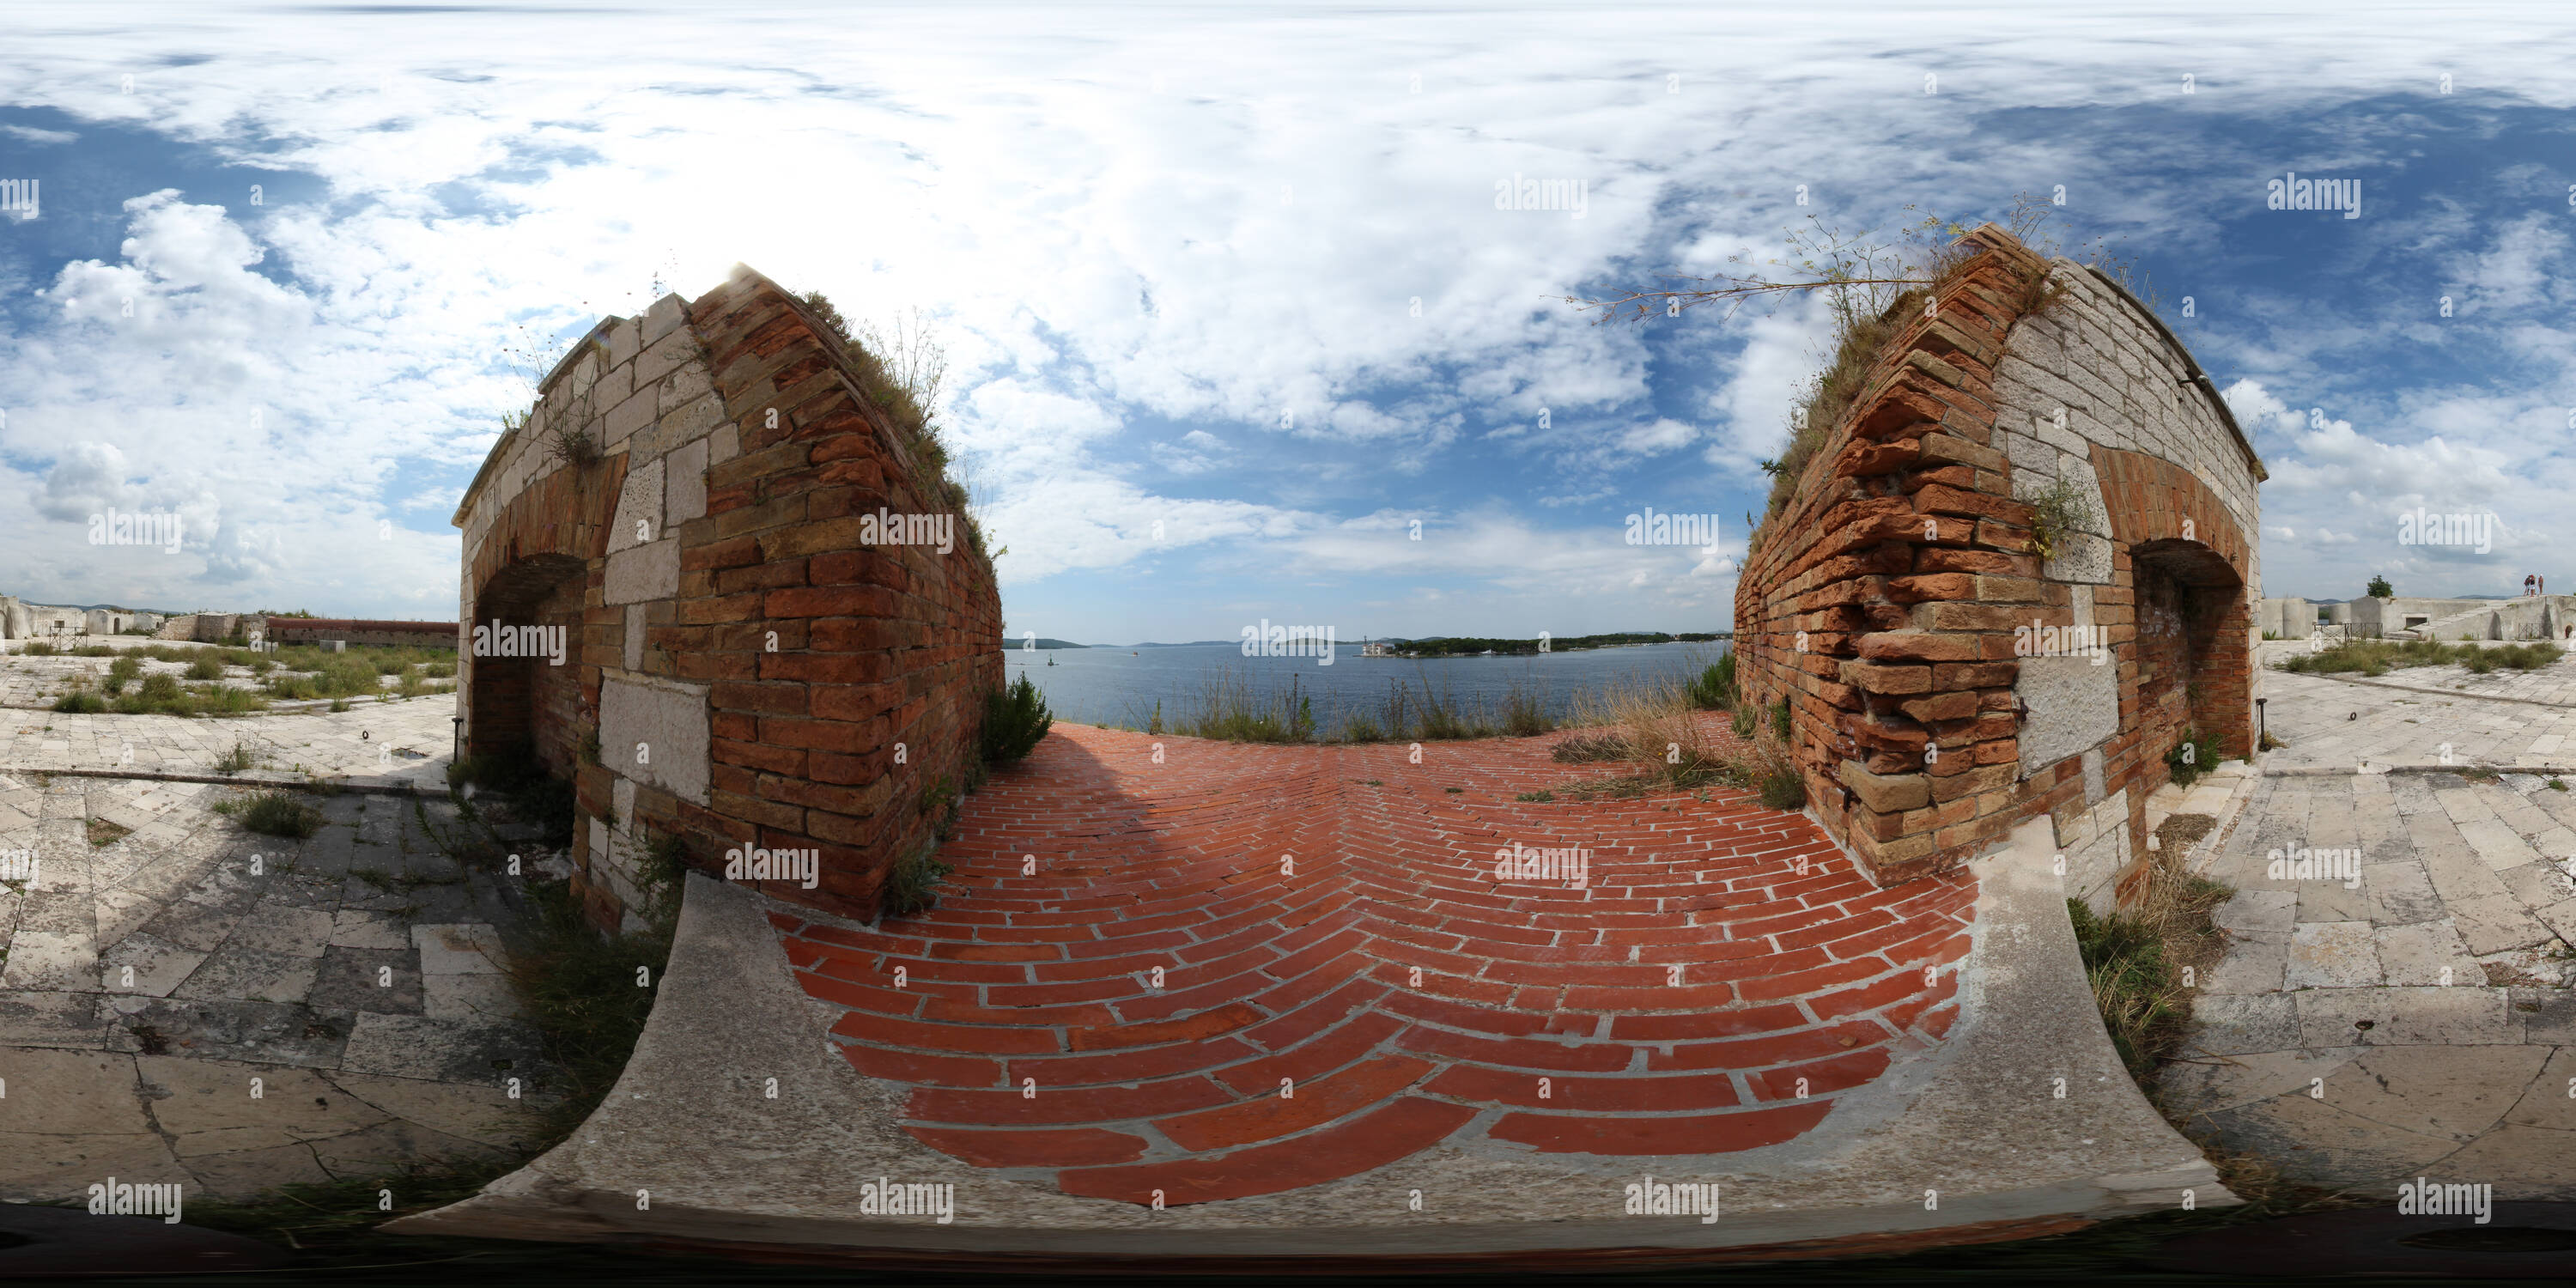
(2168, 667, 2576, 1199)
(0, 759, 559, 1203)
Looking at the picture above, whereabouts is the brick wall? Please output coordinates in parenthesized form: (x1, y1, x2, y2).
(453, 265, 1004, 929)
(1732, 225, 2263, 908)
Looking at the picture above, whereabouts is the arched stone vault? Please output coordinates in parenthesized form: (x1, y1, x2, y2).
(454, 268, 1003, 927)
(1734, 225, 2265, 913)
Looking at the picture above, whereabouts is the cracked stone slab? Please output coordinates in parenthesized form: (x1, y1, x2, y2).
(2214, 889, 2295, 934)
(94, 938, 210, 1001)
(107, 999, 355, 1069)
(2293, 987, 2518, 1048)
(0, 1048, 151, 1133)
(2286, 921, 2382, 989)
(182, 1140, 337, 1202)
(0, 989, 115, 1048)
(137, 1054, 392, 1142)
(2373, 920, 2485, 987)
(411, 923, 506, 975)
(2313, 1045, 2551, 1142)
(327, 1071, 551, 1150)
(2187, 993, 2302, 1056)
(173, 946, 321, 1005)
(0, 1132, 189, 1202)
(338, 1012, 545, 1084)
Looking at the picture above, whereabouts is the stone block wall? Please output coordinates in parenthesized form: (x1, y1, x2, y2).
(454, 265, 1004, 928)
(1733, 225, 2264, 911)
(269, 618, 461, 649)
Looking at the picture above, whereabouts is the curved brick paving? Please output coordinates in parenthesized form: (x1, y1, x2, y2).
(766, 719, 1976, 1207)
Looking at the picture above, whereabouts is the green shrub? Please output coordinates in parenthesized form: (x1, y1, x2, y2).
(2166, 729, 2222, 787)
(1686, 653, 1737, 710)
(1552, 732, 1631, 763)
(1759, 764, 1807, 810)
(234, 791, 325, 838)
(880, 840, 954, 920)
(71, 644, 115, 657)
(1771, 696, 1792, 741)
(1500, 679, 1553, 737)
(109, 655, 143, 678)
(20, 641, 56, 656)
(1731, 701, 1758, 740)
(215, 743, 255, 775)
(185, 657, 226, 680)
(139, 673, 182, 702)
(981, 675, 1054, 762)
(52, 690, 107, 714)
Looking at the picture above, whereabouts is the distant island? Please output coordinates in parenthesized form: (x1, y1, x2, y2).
(1370, 631, 1724, 659)
(999, 632, 1731, 654)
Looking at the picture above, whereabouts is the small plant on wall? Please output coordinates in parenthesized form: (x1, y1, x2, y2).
(2165, 729, 2223, 788)
(2026, 477, 2095, 562)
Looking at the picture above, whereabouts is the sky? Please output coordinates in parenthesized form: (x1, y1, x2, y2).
(2, 3, 2572, 642)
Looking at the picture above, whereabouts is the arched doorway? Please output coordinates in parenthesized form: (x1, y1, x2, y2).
(2130, 538, 2250, 768)
(466, 552, 590, 775)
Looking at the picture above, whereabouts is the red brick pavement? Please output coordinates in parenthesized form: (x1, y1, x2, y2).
(768, 718, 1975, 1206)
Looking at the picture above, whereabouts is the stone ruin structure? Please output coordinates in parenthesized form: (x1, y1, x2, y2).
(453, 266, 1002, 929)
(1734, 225, 2263, 913)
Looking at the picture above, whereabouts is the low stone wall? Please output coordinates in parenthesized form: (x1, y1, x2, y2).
(268, 618, 460, 649)
(1733, 224, 2264, 911)
(453, 266, 1003, 928)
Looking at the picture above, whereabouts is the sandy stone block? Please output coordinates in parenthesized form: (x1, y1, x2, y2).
(0, 1049, 150, 1133)
(2374, 920, 2485, 987)
(327, 911, 409, 951)
(2321, 1045, 2548, 1141)
(2187, 993, 2300, 1056)
(411, 923, 506, 975)
(228, 903, 334, 958)
(3, 930, 100, 991)
(328, 1071, 548, 1149)
(604, 539, 680, 605)
(96, 932, 208, 998)
(2287, 921, 2382, 989)
(2214, 888, 2295, 933)
(139, 1055, 391, 1140)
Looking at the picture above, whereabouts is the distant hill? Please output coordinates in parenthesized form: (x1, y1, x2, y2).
(1006, 638, 1089, 650)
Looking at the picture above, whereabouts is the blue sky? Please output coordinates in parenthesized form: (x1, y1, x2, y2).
(1, 3, 2572, 640)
